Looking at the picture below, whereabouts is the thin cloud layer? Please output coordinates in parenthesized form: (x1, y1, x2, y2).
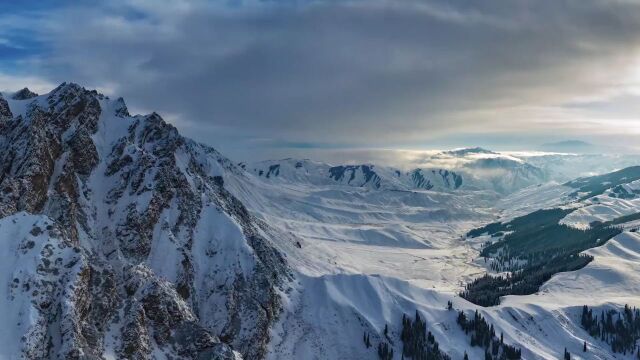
(1, 0, 640, 161)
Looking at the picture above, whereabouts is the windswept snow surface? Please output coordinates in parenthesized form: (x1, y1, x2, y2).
(559, 180, 640, 229)
(225, 170, 497, 290)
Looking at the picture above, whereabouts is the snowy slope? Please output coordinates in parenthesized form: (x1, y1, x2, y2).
(266, 230, 640, 360)
(238, 158, 640, 359)
(230, 149, 640, 359)
(262, 201, 640, 359)
(0, 213, 86, 358)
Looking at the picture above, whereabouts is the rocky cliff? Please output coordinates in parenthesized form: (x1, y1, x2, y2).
(0, 83, 291, 359)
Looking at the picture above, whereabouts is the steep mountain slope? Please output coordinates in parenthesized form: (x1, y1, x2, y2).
(0, 83, 290, 359)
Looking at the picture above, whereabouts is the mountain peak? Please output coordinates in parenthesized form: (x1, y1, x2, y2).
(0, 81, 284, 359)
(444, 147, 495, 156)
(11, 87, 38, 100)
(49, 82, 90, 98)
(113, 97, 130, 117)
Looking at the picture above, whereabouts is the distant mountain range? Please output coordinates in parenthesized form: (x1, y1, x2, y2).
(244, 146, 640, 195)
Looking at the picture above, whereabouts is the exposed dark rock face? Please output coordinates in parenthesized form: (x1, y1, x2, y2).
(329, 164, 382, 188)
(410, 169, 463, 190)
(249, 158, 465, 192)
(0, 96, 11, 120)
(0, 82, 291, 359)
(11, 87, 38, 100)
(410, 169, 435, 190)
(265, 164, 280, 178)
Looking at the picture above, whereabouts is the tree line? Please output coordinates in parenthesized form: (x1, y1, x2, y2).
(456, 310, 521, 359)
(400, 311, 451, 360)
(581, 304, 640, 357)
(460, 253, 593, 306)
(463, 207, 621, 306)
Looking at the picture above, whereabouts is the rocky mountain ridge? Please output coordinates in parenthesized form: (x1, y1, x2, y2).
(242, 158, 464, 191)
(0, 83, 291, 359)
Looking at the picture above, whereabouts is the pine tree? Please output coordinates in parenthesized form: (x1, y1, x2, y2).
(464, 351, 469, 360)
(583, 341, 587, 352)
(564, 348, 571, 360)
(485, 349, 492, 360)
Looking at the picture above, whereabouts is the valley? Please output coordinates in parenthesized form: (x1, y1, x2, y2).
(234, 155, 640, 359)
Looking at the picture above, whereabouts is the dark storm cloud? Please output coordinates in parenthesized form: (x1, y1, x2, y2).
(3, 0, 640, 160)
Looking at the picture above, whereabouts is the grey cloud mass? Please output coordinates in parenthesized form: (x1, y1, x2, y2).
(3, 0, 640, 162)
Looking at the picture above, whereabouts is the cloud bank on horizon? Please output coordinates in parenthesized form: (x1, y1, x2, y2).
(1, 0, 640, 162)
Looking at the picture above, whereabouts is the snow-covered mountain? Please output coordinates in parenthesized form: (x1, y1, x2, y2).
(244, 147, 640, 197)
(242, 158, 464, 191)
(244, 148, 550, 194)
(0, 83, 290, 359)
(1, 83, 640, 360)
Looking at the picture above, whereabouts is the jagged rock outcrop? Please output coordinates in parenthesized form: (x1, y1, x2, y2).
(328, 164, 382, 188)
(410, 168, 463, 190)
(11, 87, 39, 100)
(0, 95, 11, 120)
(0, 83, 291, 359)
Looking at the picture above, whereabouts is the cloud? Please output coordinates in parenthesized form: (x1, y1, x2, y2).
(2, 0, 640, 161)
(0, 73, 56, 95)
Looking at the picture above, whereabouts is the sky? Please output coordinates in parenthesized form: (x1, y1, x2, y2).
(2, 0, 640, 164)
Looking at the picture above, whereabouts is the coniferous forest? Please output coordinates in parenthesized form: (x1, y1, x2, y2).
(581, 304, 640, 356)
(366, 311, 452, 359)
(460, 253, 593, 306)
(463, 208, 623, 306)
(400, 311, 451, 360)
(456, 310, 522, 360)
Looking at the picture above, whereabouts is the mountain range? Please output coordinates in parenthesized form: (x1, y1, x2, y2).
(1, 83, 640, 359)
